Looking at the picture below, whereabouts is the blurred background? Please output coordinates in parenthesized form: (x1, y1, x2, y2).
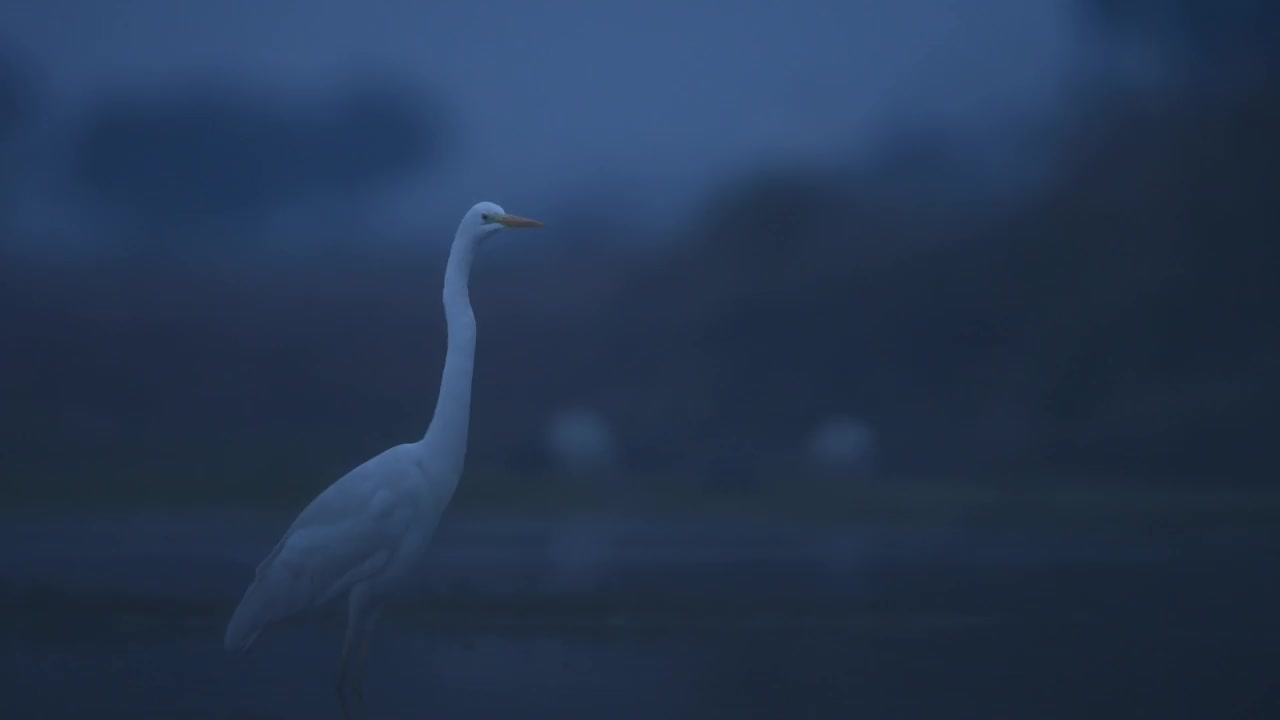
(2, 1, 1278, 718)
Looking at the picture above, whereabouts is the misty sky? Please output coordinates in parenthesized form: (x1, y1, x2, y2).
(3, 0, 1086, 235)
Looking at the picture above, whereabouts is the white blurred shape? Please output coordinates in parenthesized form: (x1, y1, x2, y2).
(545, 407, 618, 478)
(807, 415, 877, 479)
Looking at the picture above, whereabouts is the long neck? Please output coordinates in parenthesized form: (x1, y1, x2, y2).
(420, 227, 479, 478)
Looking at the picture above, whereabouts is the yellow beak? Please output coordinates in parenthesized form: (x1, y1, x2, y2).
(494, 213, 543, 228)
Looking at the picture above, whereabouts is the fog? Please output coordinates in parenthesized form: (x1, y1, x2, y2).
(2, 1, 1278, 718)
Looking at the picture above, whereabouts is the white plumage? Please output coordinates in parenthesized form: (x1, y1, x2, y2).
(223, 202, 543, 719)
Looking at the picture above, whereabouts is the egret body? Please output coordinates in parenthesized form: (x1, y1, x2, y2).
(223, 202, 543, 718)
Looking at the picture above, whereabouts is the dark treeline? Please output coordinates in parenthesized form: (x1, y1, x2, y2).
(71, 76, 446, 242)
(0, 49, 34, 142)
(2, 1, 1277, 496)
(5, 83, 1276, 489)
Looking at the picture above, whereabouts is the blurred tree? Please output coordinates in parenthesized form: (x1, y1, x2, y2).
(1010, 85, 1280, 478)
(70, 76, 448, 247)
(8, 52, 1278, 490)
(585, 79, 1279, 482)
(0, 46, 39, 232)
(0, 47, 37, 140)
(1084, 0, 1280, 84)
(0, 48, 35, 146)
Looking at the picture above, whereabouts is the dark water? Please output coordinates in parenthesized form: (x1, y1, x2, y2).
(3, 513, 1277, 719)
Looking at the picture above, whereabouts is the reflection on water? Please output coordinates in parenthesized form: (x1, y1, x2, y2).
(2, 516, 1277, 719)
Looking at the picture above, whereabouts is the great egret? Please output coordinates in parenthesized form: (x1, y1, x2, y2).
(223, 202, 543, 718)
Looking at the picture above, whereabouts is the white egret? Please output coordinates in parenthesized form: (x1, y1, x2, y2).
(223, 202, 543, 718)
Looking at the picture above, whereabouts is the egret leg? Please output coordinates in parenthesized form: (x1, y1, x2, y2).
(351, 603, 383, 702)
(337, 629, 357, 720)
(337, 585, 377, 720)
(337, 639, 355, 720)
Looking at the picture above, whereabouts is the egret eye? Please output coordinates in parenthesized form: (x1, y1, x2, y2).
(481, 213, 491, 223)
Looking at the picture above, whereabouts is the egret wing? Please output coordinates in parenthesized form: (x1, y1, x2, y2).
(225, 460, 414, 651)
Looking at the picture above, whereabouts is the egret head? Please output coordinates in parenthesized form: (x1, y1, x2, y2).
(464, 201, 543, 240)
